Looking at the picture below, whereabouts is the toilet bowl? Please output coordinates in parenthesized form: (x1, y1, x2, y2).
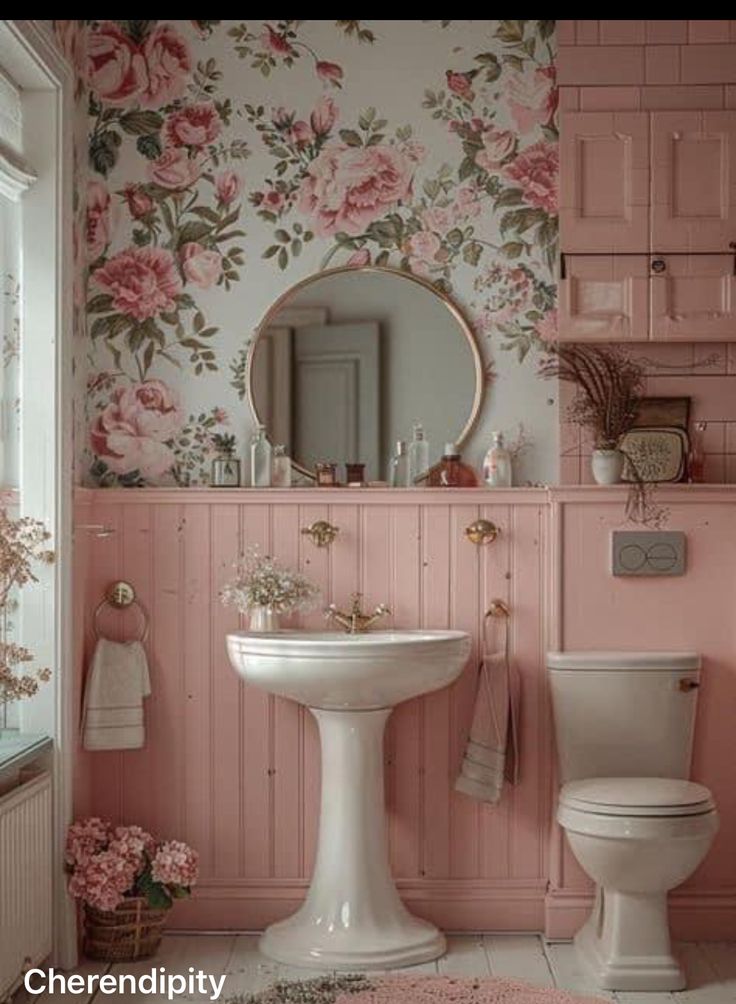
(547, 651, 720, 993)
(558, 777, 718, 991)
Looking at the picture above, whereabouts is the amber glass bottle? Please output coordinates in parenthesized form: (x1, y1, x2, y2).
(425, 443, 479, 487)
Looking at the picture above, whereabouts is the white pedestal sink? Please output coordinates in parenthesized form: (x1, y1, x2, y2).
(226, 629, 471, 971)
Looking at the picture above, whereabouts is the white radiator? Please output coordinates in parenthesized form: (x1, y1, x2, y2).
(0, 772, 52, 999)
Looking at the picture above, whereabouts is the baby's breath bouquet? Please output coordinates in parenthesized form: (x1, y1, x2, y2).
(220, 547, 319, 628)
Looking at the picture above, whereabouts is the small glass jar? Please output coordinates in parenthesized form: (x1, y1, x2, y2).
(315, 462, 338, 487)
(345, 462, 366, 486)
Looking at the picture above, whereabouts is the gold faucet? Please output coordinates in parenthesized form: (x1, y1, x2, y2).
(325, 592, 391, 634)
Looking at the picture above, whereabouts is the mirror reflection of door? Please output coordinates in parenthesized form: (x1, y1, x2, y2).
(293, 322, 380, 480)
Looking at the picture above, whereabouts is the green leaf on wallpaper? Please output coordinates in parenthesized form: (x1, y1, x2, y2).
(132, 228, 151, 246)
(358, 107, 376, 130)
(142, 340, 155, 375)
(193, 311, 205, 333)
(292, 239, 302, 257)
(176, 221, 212, 247)
(263, 245, 279, 259)
(475, 52, 501, 82)
(494, 187, 525, 209)
(178, 293, 196, 310)
(445, 228, 464, 249)
(538, 20, 555, 39)
(136, 133, 162, 160)
(462, 242, 483, 267)
(495, 20, 525, 44)
(191, 206, 221, 224)
(458, 157, 477, 183)
(87, 294, 114, 314)
(536, 217, 558, 248)
(89, 130, 121, 176)
(278, 247, 288, 270)
(375, 250, 390, 266)
(119, 110, 163, 136)
(541, 124, 559, 142)
(522, 37, 536, 57)
(339, 129, 363, 148)
(500, 242, 525, 259)
(502, 54, 525, 72)
(501, 207, 541, 234)
(366, 133, 386, 146)
(275, 229, 290, 244)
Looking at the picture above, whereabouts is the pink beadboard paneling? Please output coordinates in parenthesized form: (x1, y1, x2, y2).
(599, 21, 645, 45)
(688, 21, 730, 44)
(579, 86, 640, 111)
(640, 84, 725, 109)
(557, 21, 576, 46)
(558, 45, 645, 86)
(681, 44, 736, 84)
(646, 21, 688, 45)
(645, 45, 681, 85)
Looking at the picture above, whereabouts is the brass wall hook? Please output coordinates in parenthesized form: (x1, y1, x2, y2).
(486, 599, 510, 619)
(301, 520, 340, 548)
(465, 518, 500, 545)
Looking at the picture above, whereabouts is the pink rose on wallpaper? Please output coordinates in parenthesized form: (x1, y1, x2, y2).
(86, 181, 113, 260)
(215, 170, 242, 206)
(94, 246, 181, 321)
(310, 96, 338, 138)
(290, 121, 313, 148)
(139, 23, 191, 109)
(261, 190, 285, 212)
(261, 24, 295, 57)
(86, 21, 145, 105)
(407, 231, 442, 277)
(346, 249, 371, 267)
(166, 101, 221, 148)
(181, 242, 223, 289)
(446, 71, 474, 102)
(476, 129, 516, 172)
(90, 380, 184, 478)
(506, 66, 557, 134)
(504, 141, 558, 215)
(122, 184, 154, 219)
(422, 206, 452, 233)
(298, 143, 414, 237)
(316, 61, 344, 88)
(452, 184, 482, 221)
(147, 148, 202, 190)
(535, 309, 558, 344)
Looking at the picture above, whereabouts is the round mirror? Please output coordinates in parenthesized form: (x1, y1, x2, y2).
(248, 267, 483, 482)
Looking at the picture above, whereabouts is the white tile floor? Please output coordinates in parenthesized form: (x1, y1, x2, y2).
(19, 934, 736, 1004)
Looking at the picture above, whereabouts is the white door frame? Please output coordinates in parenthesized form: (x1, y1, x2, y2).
(0, 19, 76, 968)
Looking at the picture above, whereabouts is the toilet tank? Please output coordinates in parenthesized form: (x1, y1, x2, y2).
(547, 651, 701, 783)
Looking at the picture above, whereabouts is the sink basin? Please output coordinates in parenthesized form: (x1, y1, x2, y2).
(226, 629, 471, 709)
(226, 627, 471, 970)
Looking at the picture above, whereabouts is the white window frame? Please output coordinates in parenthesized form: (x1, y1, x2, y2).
(0, 19, 75, 969)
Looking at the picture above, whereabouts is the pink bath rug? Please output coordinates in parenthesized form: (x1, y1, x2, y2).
(238, 973, 607, 1003)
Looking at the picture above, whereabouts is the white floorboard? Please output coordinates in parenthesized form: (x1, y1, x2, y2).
(14, 933, 736, 1003)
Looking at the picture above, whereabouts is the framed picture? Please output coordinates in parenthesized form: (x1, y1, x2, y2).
(621, 427, 688, 484)
(633, 396, 690, 431)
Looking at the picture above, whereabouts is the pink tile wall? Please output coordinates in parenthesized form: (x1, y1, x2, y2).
(559, 343, 736, 484)
(558, 22, 736, 485)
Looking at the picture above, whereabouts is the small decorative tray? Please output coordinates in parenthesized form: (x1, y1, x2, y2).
(621, 426, 688, 484)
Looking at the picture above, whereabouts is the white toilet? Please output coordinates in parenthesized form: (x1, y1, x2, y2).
(548, 651, 719, 992)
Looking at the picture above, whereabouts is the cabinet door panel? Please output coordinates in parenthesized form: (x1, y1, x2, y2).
(650, 255, 736, 341)
(559, 255, 649, 341)
(560, 112, 649, 252)
(652, 111, 736, 252)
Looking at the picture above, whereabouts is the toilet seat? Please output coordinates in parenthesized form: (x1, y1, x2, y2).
(560, 777, 715, 817)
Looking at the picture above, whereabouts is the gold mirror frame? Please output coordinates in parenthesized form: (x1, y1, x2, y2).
(247, 265, 484, 480)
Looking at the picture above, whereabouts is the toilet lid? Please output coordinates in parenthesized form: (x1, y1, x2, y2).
(560, 777, 715, 817)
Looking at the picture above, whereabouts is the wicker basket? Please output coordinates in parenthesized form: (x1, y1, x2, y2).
(84, 897, 169, 961)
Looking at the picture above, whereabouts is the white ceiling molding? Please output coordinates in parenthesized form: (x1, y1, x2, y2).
(0, 138, 36, 200)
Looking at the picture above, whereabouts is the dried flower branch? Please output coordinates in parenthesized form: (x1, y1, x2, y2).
(0, 508, 55, 706)
(220, 546, 319, 615)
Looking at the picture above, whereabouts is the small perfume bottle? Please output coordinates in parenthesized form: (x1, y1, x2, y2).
(390, 441, 410, 487)
(271, 444, 291, 487)
(426, 443, 479, 487)
(483, 431, 512, 487)
(408, 421, 430, 486)
(250, 424, 272, 487)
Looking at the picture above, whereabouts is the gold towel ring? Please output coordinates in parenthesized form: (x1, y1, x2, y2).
(94, 580, 149, 642)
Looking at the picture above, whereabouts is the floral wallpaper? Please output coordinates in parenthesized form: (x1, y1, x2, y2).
(55, 19, 558, 487)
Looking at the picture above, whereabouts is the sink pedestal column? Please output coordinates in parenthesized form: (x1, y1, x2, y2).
(260, 707, 445, 970)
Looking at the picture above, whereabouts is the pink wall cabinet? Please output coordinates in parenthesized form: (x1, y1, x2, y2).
(560, 112, 650, 252)
(650, 254, 736, 341)
(558, 254, 648, 341)
(652, 112, 736, 253)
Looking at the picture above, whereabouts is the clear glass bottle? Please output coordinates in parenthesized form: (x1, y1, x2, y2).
(390, 440, 410, 487)
(688, 421, 707, 483)
(271, 444, 291, 487)
(483, 431, 513, 487)
(250, 424, 272, 487)
(426, 443, 479, 487)
(408, 421, 430, 486)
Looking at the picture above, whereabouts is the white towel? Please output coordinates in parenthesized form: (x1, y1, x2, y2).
(82, 639, 151, 751)
(455, 613, 520, 804)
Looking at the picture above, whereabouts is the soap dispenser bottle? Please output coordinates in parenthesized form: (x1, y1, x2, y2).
(483, 431, 513, 487)
(408, 421, 430, 486)
(426, 443, 479, 487)
(250, 424, 272, 487)
(390, 440, 410, 487)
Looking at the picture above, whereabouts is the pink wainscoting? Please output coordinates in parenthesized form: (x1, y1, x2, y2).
(73, 487, 552, 932)
(546, 486, 736, 941)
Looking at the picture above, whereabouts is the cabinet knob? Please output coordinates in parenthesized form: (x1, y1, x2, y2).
(651, 258, 667, 274)
(301, 520, 339, 548)
(465, 519, 500, 546)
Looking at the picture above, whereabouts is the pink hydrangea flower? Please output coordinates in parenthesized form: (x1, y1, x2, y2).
(65, 817, 111, 868)
(151, 840, 199, 888)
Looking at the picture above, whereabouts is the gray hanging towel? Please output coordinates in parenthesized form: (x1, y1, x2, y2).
(455, 603, 520, 803)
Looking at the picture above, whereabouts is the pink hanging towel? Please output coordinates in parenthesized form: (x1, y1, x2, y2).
(455, 604, 520, 804)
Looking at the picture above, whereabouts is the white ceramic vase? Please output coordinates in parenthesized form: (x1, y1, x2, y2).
(591, 448, 625, 485)
(249, 606, 279, 632)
